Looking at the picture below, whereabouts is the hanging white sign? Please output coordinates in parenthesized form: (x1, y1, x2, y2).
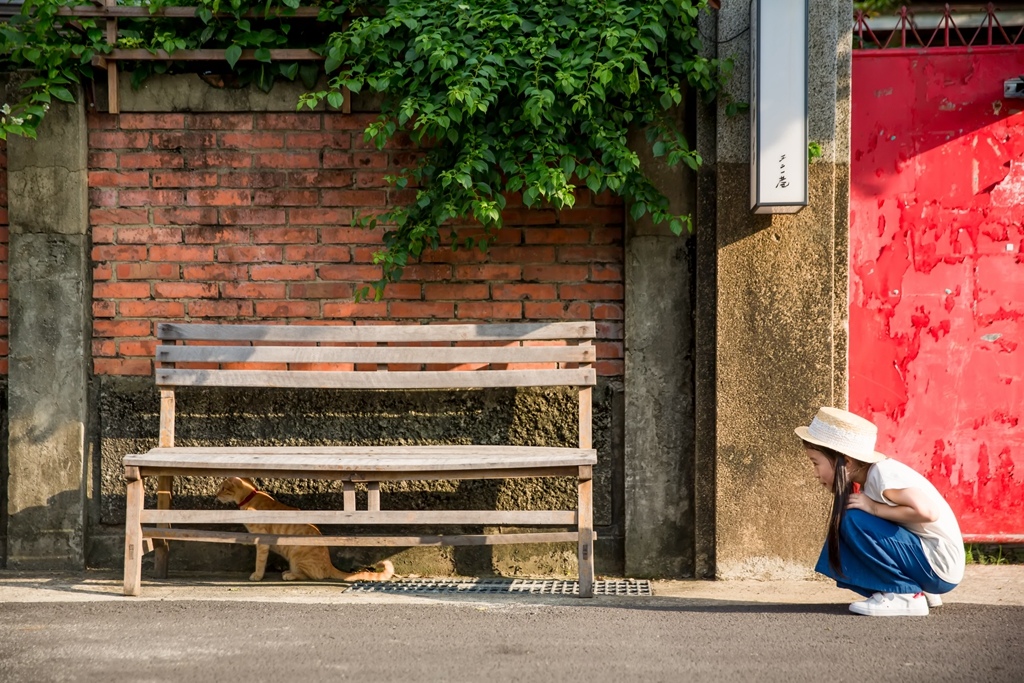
(750, 0, 809, 214)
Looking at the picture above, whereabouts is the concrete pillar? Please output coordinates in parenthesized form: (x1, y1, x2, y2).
(5, 89, 90, 568)
(695, 0, 853, 578)
(624, 105, 697, 578)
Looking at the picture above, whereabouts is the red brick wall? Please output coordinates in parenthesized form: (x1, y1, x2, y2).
(88, 112, 624, 376)
(0, 141, 8, 375)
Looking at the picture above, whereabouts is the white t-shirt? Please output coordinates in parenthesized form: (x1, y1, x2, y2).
(862, 458, 965, 584)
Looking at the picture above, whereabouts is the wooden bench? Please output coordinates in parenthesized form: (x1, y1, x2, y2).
(123, 321, 598, 597)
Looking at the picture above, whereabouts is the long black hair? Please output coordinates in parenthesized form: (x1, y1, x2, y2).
(805, 441, 853, 577)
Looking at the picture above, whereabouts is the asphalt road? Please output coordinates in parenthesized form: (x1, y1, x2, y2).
(2, 598, 1023, 683)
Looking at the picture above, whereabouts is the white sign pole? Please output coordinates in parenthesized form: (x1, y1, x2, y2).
(750, 0, 809, 214)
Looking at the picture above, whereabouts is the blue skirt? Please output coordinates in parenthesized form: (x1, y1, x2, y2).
(815, 508, 958, 598)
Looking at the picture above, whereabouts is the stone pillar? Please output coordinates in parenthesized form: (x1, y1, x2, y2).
(624, 105, 697, 578)
(5, 90, 90, 568)
(695, 0, 853, 578)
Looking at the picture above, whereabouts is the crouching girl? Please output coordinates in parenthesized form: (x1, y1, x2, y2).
(796, 407, 965, 616)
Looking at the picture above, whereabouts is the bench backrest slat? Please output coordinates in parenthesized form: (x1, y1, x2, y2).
(158, 322, 595, 343)
(156, 344, 596, 365)
(154, 323, 596, 448)
(156, 368, 596, 390)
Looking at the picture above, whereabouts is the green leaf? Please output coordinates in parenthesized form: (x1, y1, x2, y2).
(280, 62, 299, 81)
(560, 156, 576, 178)
(299, 63, 319, 89)
(326, 91, 345, 109)
(522, 186, 539, 207)
(225, 44, 243, 70)
(50, 87, 74, 103)
(254, 48, 272, 63)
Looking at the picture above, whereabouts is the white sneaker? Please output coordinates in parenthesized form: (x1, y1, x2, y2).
(923, 592, 943, 608)
(849, 592, 929, 616)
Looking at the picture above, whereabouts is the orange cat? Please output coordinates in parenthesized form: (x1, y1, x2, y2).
(215, 477, 395, 583)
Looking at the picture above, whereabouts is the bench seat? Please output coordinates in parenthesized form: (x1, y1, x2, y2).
(126, 446, 598, 473)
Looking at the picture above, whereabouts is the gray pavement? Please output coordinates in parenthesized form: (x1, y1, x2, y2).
(1, 566, 1023, 682)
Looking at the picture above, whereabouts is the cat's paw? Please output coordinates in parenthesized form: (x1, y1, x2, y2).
(249, 572, 264, 581)
(282, 571, 297, 581)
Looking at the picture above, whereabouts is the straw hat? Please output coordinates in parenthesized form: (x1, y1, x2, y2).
(794, 407, 887, 463)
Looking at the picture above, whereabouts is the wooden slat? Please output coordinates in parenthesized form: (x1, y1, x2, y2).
(367, 482, 380, 511)
(104, 5, 119, 115)
(578, 339, 593, 451)
(58, 6, 323, 18)
(125, 445, 597, 471)
(156, 367, 596, 390)
(136, 466, 580, 482)
(138, 445, 593, 456)
(579, 386, 593, 449)
(343, 481, 356, 511)
(158, 322, 596, 343)
(142, 527, 584, 547)
(140, 510, 577, 525)
(122, 467, 143, 597)
(153, 475, 173, 579)
(104, 48, 322, 61)
(577, 467, 594, 598)
(157, 344, 596, 365)
(159, 389, 175, 448)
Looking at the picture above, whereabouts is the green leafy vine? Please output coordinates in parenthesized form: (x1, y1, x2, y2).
(2, 0, 732, 295)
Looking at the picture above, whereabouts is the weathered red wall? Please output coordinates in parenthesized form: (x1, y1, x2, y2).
(851, 47, 1024, 539)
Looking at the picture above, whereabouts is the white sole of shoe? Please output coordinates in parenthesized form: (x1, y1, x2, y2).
(849, 601, 929, 617)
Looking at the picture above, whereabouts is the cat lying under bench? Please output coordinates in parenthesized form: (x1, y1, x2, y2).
(216, 477, 395, 583)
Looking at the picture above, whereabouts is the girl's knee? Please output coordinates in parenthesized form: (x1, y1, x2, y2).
(839, 509, 875, 536)
(843, 509, 872, 525)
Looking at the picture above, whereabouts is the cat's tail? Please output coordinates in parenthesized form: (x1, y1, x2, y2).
(334, 559, 395, 582)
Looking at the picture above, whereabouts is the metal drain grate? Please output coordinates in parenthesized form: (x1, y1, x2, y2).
(346, 578, 652, 596)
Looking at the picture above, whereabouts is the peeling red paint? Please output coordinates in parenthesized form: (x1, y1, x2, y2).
(851, 48, 1024, 538)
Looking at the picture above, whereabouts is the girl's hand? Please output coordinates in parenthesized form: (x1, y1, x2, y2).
(846, 492, 878, 516)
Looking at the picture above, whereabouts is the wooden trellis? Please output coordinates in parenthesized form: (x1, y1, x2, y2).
(56, 3, 345, 115)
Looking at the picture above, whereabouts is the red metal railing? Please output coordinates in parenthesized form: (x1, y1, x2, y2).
(854, 3, 1024, 49)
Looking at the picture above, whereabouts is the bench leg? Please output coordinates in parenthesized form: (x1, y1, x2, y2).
(577, 469, 594, 598)
(123, 467, 144, 596)
(153, 475, 173, 579)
